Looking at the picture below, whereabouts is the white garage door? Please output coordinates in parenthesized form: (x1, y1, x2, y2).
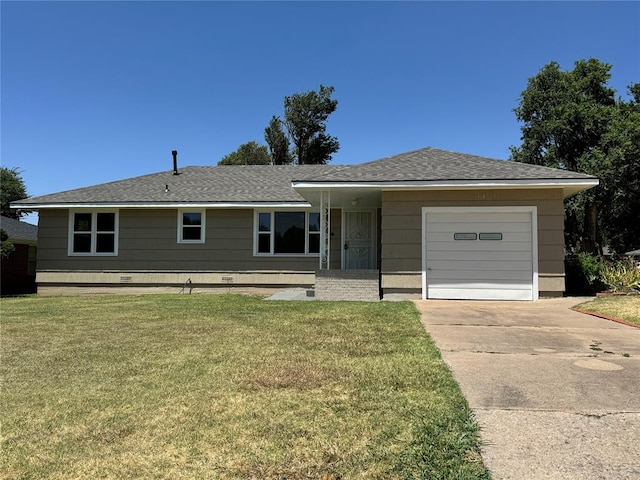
(423, 207, 537, 301)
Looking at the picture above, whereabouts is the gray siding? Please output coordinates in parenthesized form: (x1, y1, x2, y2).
(38, 208, 342, 272)
(380, 189, 566, 293)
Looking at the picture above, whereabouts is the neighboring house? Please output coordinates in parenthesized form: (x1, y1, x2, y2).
(626, 249, 640, 269)
(11, 147, 599, 300)
(0, 216, 38, 295)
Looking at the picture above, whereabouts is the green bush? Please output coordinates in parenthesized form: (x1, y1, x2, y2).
(565, 252, 605, 295)
(600, 257, 640, 293)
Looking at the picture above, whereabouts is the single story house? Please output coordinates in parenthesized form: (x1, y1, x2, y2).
(1, 216, 38, 295)
(12, 147, 599, 300)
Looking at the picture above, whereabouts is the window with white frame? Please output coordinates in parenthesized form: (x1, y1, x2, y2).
(68, 211, 118, 256)
(255, 210, 320, 255)
(178, 210, 205, 243)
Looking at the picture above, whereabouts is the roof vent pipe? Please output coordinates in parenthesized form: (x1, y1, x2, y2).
(172, 150, 179, 175)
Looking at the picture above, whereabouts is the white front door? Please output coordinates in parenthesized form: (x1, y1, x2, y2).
(344, 210, 375, 269)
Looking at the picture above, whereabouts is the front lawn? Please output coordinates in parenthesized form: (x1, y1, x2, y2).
(574, 295, 640, 325)
(1, 294, 489, 479)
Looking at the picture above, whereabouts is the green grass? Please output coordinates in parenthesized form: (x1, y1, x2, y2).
(1, 294, 490, 479)
(574, 295, 640, 325)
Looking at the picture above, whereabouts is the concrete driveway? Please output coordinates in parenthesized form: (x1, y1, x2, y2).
(415, 297, 640, 480)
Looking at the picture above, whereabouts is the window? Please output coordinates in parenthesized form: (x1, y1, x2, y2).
(257, 212, 272, 254)
(308, 212, 320, 254)
(255, 210, 320, 255)
(178, 210, 205, 243)
(68, 211, 118, 255)
(454, 233, 477, 241)
(479, 232, 503, 241)
(27, 245, 37, 275)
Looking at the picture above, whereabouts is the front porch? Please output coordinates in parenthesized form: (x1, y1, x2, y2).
(312, 189, 382, 301)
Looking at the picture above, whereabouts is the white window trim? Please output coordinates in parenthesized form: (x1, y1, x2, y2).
(177, 209, 206, 244)
(67, 209, 119, 256)
(253, 209, 320, 257)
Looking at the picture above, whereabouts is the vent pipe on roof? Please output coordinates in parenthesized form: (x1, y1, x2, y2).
(172, 150, 179, 175)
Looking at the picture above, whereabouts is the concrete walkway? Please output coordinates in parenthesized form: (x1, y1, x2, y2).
(415, 297, 640, 480)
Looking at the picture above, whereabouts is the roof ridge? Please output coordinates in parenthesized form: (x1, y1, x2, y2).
(13, 147, 598, 207)
(291, 146, 598, 183)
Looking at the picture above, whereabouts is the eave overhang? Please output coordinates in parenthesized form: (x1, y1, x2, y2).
(10, 201, 313, 210)
(9, 238, 38, 246)
(292, 178, 600, 198)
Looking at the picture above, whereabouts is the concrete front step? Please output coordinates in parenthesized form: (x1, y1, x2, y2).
(315, 269, 380, 301)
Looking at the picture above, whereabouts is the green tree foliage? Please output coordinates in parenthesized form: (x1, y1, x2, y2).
(1, 228, 15, 258)
(264, 116, 292, 165)
(283, 85, 339, 165)
(224, 86, 340, 167)
(510, 58, 639, 254)
(218, 141, 271, 165)
(598, 85, 640, 253)
(1, 167, 28, 219)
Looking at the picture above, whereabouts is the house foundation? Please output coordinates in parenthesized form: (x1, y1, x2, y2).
(315, 269, 380, 301)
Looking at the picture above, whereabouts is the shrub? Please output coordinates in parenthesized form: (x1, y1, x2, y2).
(600, 257, 640, 293)
(565, 252, 605, 295)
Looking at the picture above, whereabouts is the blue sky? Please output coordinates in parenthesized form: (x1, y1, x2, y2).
(2, 1, 639, 224)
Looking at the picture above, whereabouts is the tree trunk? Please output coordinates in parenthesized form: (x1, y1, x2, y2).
(581, 201, 598, 254)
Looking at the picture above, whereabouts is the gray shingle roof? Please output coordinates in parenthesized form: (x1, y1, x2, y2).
(13, 147, 597, 207)
(292, 147, 598, 182)
(16, 165, 339, 206)
(0, 216, 38, 242)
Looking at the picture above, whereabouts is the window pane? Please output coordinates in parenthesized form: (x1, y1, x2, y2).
(73, 233, 92, 252)
(258, 212, 271, 232)
(479, 233, 503, 241)
(258, 233, 270, 253)
(97, 213, 115, 232)
(96, 233, 115, 253)
(183, 226, 202, 240)
(308, 233, 320, 253)
(454, 233, 477, 240)
(74, 213, 92, 232)
(182, 212, 202, 226)
(308, 212, 320, 232)
(274, 212, 305, 254)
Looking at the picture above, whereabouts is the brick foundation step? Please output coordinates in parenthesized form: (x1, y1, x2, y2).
(315, 269, 380, 301)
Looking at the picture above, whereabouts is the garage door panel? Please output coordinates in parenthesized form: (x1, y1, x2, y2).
(427, 212, 532, 224)
(426, 240, 532, 252)
(426, 231, 533, 242)
(426, 250, 533, 262)
(428, 269, 532, 281)
(428, 259, 533, 271)
(427, 287, 533, 301)
(428, 279, 532, 290)
(426, 222, 533, 234)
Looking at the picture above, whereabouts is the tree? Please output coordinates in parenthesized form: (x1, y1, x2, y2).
(264, 116, 292, 165)
(223, 86, 340, 167)
(283, 85, 339, 165)
(597, 84, 640, 253)
(0, 229, 15, 258)
(510, 58, 639, 253)
(218, 141, 271, 165)
(1, 167, 28, 219)
(510, 59, 615, 170)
